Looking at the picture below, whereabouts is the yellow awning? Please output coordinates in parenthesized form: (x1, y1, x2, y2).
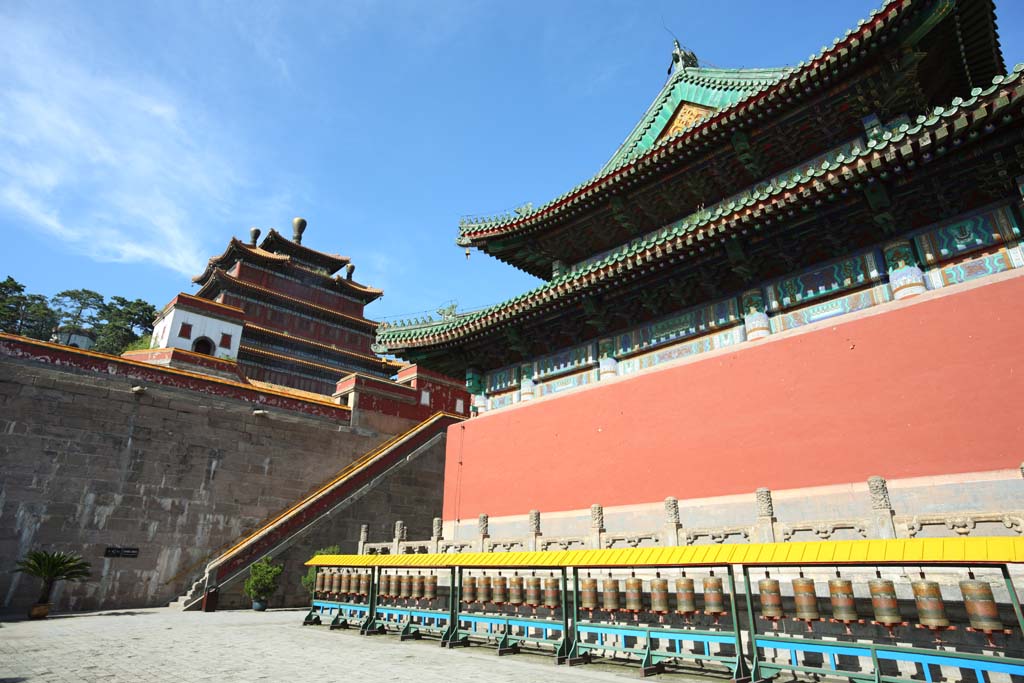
(305, 537, 1024, 568)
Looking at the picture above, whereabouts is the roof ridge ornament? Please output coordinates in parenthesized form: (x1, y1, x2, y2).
(668, 39, 699, 75)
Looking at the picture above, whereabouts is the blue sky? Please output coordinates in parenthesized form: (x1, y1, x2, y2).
(2, 1, 1022, 323)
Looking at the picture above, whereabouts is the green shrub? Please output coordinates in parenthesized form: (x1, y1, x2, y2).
(300, 545, 340, 593)
(243, 557, 283, 601)
(16, 550, 92, 604)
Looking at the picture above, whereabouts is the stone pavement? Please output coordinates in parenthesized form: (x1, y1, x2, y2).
(0, 607, 704, 683)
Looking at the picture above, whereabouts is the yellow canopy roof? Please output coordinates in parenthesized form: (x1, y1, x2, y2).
(306, 537, 1024, 569)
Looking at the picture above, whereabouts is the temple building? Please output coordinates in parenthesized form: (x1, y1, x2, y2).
(375, 0, 1017, 410)
(126, 218, 400, 394)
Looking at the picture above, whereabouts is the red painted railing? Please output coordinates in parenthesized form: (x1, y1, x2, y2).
(207, 411, 463, 582)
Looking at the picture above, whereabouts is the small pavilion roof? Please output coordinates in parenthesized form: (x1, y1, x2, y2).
(259, 229, 349, 274)
(193, 236, 383, 303)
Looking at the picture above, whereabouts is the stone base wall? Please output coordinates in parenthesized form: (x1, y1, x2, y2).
(0, 355, 430, 614)
(215, 434, 446, 609)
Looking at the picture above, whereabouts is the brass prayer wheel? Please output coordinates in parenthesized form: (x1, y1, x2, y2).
(330, 571, 342, 598)
(675, 577, 696, 614)
(314, 571, 326, 596)
(424, 575, 438, 601)
(602, 578, 621, 611)
(625, 578, 644, 612)
(959, 580, 1004, 632)
(912, 580, 949, 628)
(868, 579, 902, 625)
(461, 576, 477, 603)
(526, 577, 542, 606)
(543, 577, 561, 608)
(478, 576, 492, 603)
(758, 579, 783, 619)
(357, 573, 370, 597)
(399, 574, 412, 599)
(580, 578, 599, 610)
(509, 576, 524, 605)
(792, 578, 819, 620)
(828, 579, 858, 622)
(650, 578, 670, 613)
(492, 576, 508, 604)
(339, 572, 350, 595)
(412, 574, 424, 600)
(703, 576, 725, 614)
(379, 573, 392, 598)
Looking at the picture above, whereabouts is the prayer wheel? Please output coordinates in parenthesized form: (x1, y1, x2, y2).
(492, 576, 508, 604)
(703, 576, 725, 615)
(462, 576, 477, 603)
(868, 579, 902, 625)
(602, 578, 620, 611)
(758, 579, 783, 619)
(424, 575, 438, 601)
(912, 580, 949, 629)
(399, 574, 412, 599)
(478, 576, 492, 604)
(792, 578, 819, 621)
(330, 571, 342, 598)
(650, 578, 670, 613)
(625, 578, 644, 612)
(412, 574, 424, 600)
(339, 571, 351, 596)
(959, 580, 1004, 632)
(580, 578, 599, 611)
(314, 571, 326, 597)
(357, 573, 370, 597)
(829, 579, 858, 622)
(526, 577, 542, 606)
(543, 578, 561, 609)
(378, 573, 392, 598)
(675, 577, 696, 614)
(509, 576, 524, 605)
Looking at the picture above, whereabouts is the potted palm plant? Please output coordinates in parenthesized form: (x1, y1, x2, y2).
(16, 550, 92, 619)
(243, 557, 283, 611)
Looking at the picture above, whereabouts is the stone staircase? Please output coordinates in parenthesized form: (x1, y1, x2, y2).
(166, 411, 463, 610)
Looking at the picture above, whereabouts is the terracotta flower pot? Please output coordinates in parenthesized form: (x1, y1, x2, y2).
(28, 603, 51, 619)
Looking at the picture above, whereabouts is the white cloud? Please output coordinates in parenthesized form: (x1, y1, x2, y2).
(0, 11, 244, 277)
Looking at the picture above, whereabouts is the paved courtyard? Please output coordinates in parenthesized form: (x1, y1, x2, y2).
(0, 607, 708, 683)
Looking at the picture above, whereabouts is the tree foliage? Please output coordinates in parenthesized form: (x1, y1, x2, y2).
(0, 276, 157, 354)
(15, 550, 92, 604)
(300, 545, 340, 593)
(243, 557, 284, 601)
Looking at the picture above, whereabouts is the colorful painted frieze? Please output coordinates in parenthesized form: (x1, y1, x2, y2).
(532, 342, 595, 381)
(485, 366, 519, 394)
(912, 203, 1020, 267)
(534, 369, 599, 398)
(487, 391, 518, 411)
(770, 284, 892, 333)
(608, 297, 740, 358)
(926, 249, 1016, 289)
(617, 327, 744, 376)
(764, 250, 883, 312)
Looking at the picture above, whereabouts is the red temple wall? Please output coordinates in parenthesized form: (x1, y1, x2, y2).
(218, 293, 375, 353)
(230, 262, 368, 318)
(442, 272, 1024, 521)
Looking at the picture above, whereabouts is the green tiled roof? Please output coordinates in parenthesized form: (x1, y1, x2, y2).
(382, 63, 1024, 349)
(455, 0, 971, 246)
(600, 66, 791, 174)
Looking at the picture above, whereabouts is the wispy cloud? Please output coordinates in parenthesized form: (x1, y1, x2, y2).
(0, 11, 245, 277)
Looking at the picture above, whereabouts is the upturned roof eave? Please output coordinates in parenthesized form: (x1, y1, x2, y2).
(383, 63, 1024, 352)
(453, 0, 933, 252)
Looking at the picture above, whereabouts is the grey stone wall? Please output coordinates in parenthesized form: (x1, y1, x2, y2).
(0, 356, 432, 614)
(214, 433, 447, 609)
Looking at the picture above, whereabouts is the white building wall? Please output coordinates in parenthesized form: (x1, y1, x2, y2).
(151, 308, 244, 360)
